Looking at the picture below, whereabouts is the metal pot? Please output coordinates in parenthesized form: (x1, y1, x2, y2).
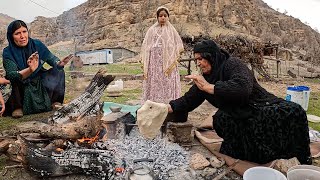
(126, 165, 155, 180)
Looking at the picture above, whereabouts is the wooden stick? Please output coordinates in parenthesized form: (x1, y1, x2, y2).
(0, 136, 17, 139)
(195, 130, 223, 144)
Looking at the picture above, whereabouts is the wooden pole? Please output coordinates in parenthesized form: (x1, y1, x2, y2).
(188, 60, 191, 75)
(277, 60, 280, 78)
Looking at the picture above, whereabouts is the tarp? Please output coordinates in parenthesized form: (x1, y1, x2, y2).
(103, 102, 141, 117)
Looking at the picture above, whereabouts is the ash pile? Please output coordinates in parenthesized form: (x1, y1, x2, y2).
(95, 103, 195, 180)
(100, 127, 192, 180)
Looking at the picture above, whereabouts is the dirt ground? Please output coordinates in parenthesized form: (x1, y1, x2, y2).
(1, 77, 319, 180)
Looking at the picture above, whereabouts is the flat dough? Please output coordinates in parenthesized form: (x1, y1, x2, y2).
(137, 100, 168, 139)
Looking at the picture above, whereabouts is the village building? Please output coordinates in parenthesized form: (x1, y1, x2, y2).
(75, 47, 137, 65)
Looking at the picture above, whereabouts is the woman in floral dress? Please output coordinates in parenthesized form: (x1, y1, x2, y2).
(141, 6, 184, 104)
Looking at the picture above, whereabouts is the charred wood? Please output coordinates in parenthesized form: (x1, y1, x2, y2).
(49, 69, 115, 124)
(18, 136, 116, 179)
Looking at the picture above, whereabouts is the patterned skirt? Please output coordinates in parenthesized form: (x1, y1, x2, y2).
(142, 47, 181, 104)
(214, 100, 311, 164)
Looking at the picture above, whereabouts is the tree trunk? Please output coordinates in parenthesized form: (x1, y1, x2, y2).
(12, 116, 103, 139)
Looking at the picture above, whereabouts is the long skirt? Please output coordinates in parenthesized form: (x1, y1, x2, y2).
(214, 100, 311, 164)
(142, 47, 181, 104)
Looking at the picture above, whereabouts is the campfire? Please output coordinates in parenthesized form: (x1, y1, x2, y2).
(0, 69, 191, 180)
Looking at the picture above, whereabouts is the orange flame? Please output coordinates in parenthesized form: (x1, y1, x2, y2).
(77, 130, 101, 145)
(115, 167, 124, 173)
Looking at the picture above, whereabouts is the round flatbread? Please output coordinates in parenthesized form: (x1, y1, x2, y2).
(137, 100, 168, 139)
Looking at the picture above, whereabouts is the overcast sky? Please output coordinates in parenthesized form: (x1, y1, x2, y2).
(0, 0, 319, 30)
(262, 0, 320, 30)
(0, 0, 87, 22)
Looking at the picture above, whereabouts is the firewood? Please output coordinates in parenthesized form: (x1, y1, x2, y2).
(43, 139, 66, 151)
(49, 69, 115, 124)
(0, 138, 16, 155)
(12, 116, 103, 140)
(17, 136, 116, 178)
(5, 69, 114, 140)
(0, 69, 118, 179)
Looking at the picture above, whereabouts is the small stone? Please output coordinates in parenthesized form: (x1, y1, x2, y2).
(190, 153, 210, 170)
(273, 157, 300, 174)
(200, 167, 217, 177)
(209, 155, 225, 168)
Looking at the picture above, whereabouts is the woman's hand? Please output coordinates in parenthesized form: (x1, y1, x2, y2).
(0, 93, 5, 117)
(167, 104, 173, 113)
(185, 74, 215, 94)
(27, 52, 39, 72)
(0, 78, 10, 85)
(57, 54, 74, 67)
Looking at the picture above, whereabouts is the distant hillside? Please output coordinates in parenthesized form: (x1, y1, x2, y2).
(0, 13, 15, 47)
(0, 13, 14, 28)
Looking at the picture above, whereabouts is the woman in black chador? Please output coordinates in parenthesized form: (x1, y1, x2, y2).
(168, 39, 311, 165)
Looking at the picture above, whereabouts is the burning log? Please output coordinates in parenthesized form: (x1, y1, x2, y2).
(43, 139, 65, 151)
(11, 116, 102, 139)
(49, 69, 115, 124)
(16, 136, 116, 179)
(0, 69, 118, 178)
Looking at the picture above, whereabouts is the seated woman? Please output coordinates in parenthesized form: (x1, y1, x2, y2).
(2, 20, 73, 118)
(0, 77, 10, 116)
(168, 40, 311, 165)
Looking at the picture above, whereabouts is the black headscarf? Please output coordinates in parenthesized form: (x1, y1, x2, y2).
(2, 20, 52, 78)
(193, 39, 230, 83)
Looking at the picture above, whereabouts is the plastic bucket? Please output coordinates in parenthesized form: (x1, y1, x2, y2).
(286, 86, 310, 111)
(243, 167, 287, 180)
(287, 165, 320, 180)
(302, 86, 310, 111)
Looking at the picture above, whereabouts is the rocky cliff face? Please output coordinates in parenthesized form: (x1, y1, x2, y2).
(0, 13, 15, 49)
(0, 13, 15, 28)
(3, 0, 320, 62)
